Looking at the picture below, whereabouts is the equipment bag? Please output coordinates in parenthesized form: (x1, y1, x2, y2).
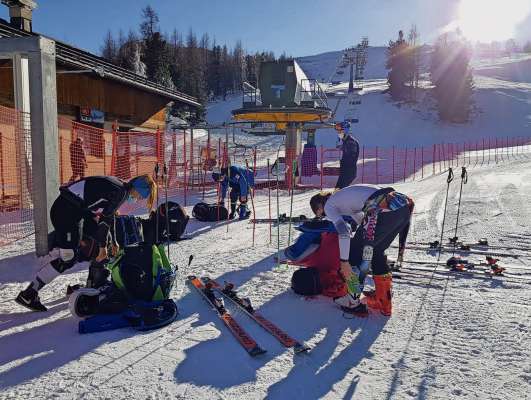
(157, 201, 189, 241)
(107, 243, 174, 302)
(291, 268, 323, 296)
(192, 202, 229, 222)
(114, 215, 144, 247)
(143, 202, 189, 243)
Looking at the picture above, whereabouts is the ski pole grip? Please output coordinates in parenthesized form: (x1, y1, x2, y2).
(461, 167, 468, 184)
(447, 167, 454, 183)
(154, 163, 159, 177)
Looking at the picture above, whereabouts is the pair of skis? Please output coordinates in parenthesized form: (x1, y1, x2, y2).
(188, 275, 310, 357)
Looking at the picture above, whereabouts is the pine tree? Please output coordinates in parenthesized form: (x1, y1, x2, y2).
(101, 30, 117, 62)
(386, 30, 411, 100)
(430, 32, 474, 123)
(523, 41, 531, 53)
(139, 6, 173, 87)
(407, 25, 421, 102)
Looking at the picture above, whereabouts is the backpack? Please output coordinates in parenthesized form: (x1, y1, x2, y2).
(192, 202, 229, 222)
(106, 243, 175, 302)
(114, 215, 144, 247)
(143, 202, 189, 243)
(291, 268, 322, 296)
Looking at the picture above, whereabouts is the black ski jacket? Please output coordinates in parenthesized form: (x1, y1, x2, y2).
(59, 176, 129, 246)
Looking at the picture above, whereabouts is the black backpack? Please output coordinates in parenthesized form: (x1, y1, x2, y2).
(114, 215, 144, 247)
(142, 202, 189, 243)
(192, 202, 229, 222)
(291, 268, 322, 296)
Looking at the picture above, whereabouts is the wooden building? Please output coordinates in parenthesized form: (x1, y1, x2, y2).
(0, 16, 200, 132)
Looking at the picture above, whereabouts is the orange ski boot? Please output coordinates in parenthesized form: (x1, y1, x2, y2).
(373, 274, 393, 316)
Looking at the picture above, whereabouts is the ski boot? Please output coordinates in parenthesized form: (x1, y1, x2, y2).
(334, 293, 368, 317)
(15, 285, 47, 312)
(429, 240, 440, 249)
(490, 266, 505, 276)
(66, 284, 83, 296)
(362, 274, 393, 316)
(238, 204, 251, 220)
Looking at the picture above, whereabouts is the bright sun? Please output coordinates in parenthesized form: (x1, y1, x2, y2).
(458, 0, 530, 42)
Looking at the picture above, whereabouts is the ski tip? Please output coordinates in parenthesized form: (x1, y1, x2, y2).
(249, 346, 267, 357)
(294, 343, 311, 354)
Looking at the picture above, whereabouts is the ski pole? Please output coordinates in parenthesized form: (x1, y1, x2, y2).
(275, 146, 282, 270)
(267, 159, 272, 244)
(287, 159, 297, 246)
(154, 163, 160, 244)
(164, 162, 170, 258)
(451, 167, 467, 255)
(437, 167, 454, 262)
(245, 160, 256, 247)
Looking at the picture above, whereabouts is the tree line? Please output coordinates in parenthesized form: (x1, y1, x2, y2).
(386, 26, 474, 123)
(387, 29, 530, 123)
(100, 5, 278, 122)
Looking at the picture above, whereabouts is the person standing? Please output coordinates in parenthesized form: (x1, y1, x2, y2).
(309, 184, 413, 316)
(69, 131, 87, 183)
(335, 129, 360, 189)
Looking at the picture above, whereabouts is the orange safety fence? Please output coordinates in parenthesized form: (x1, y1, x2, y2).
(2, 102, 531, 247)
(0, 105, 34, 245)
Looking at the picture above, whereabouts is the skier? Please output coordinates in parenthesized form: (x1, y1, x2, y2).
(212, 165, 254, 220)
(15, 175, 157, 312)
(335, 128, 360, 189)
(309, 184, 414, 316)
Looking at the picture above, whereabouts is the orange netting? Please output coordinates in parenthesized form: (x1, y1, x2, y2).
(1, 103, 530, 247)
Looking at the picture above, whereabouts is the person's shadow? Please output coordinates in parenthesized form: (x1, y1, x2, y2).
(173, 254, 387, 398)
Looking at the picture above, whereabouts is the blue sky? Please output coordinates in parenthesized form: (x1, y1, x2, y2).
(1, 0, 530, 57)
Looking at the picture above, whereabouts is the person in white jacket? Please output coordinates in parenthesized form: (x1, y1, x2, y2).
(310, 184, 413, 316)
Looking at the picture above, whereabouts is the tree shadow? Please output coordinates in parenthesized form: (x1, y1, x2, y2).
(174, 254, 387, 397)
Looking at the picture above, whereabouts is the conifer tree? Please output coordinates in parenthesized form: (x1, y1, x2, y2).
(386, 30, 411, 100)
(430, 32, 474, 123)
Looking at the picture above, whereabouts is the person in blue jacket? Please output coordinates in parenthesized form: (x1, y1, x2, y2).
(212, 165, 254, 220)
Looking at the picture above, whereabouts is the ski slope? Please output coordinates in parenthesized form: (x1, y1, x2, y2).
(1, 151, 530, 399)
(207, 51, 531, 150)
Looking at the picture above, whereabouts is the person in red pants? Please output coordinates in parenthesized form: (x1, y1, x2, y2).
(309, 185, 414, 316)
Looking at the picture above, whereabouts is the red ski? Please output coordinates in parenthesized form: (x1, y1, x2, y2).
(188, 276, 266, 357)
(202, 277, 310, 353)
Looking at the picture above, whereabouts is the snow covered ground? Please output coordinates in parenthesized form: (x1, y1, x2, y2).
(206, 51, 531, 151)
(1, 151, 530, 399)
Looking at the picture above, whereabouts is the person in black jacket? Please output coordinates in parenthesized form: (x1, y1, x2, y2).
(15, 175, 157, 312)
(335, 130, 360, 189)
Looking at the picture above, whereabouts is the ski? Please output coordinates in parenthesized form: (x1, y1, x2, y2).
(401, 244, 520, 259)
(251, 214, 309, 224)
(389, 261, 531, 282)
(202, 277, 310, 354)
(187, 275, 267, 357)
(407, 240, 529, 253)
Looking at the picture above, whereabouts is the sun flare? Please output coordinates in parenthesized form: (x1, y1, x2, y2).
(457, 0, 530, 42)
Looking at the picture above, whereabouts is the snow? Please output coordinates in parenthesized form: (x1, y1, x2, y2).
(1, 48, 531, 399)
(1, 150, 531, 399)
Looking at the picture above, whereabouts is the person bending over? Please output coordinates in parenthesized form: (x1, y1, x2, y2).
(212, 165, 254, 220)
(15, 175, 157, 312)
(310, 184, 413, 316)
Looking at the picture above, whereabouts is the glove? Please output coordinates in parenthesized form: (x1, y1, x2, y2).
(359, 259, 370, 274)
(95, 247, 108, 262)
(111, 242, 120, 257)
